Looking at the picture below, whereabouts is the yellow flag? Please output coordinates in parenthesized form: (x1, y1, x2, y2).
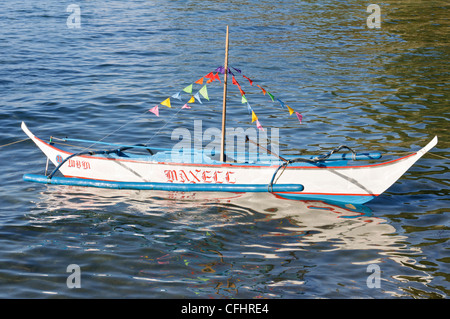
(161, 98, 171, 108)
(286, 105, 294, 115)
(188, 95, 195, 103)
(251, 110, 258, 123)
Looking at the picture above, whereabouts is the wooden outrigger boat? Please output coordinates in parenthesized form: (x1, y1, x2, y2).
(21, 27, 438, 204)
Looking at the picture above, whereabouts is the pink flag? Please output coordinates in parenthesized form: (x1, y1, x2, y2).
(256, 119, 264, 131)
(150, 105, 159, 117)
(295, 112, 302, 124)
(182, 104, 191, 109)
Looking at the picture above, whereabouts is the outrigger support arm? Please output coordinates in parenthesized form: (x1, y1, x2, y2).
(268, 158, 316, 193)
(47, 144, 153, 179)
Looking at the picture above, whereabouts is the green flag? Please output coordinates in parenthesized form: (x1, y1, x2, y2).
(183, 84, 193, 94)
(199, 85, 209, 100)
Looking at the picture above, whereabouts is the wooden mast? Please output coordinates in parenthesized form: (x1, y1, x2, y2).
(220, 26, 229, 162)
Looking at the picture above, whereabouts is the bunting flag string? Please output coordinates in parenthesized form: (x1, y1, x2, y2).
(148, 66, 302, 132)
(148, 69, 222, 118)
(227, 65, 303, 125)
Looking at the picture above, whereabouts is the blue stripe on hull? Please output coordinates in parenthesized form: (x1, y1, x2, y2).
(23, 174, 303, 193)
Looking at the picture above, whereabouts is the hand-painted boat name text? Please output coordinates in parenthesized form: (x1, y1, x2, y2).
(164, 169, 236, 184)
(68, 159, 91, 170)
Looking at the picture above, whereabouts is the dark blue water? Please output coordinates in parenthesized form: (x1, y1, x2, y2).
(0, 0, 448, 299)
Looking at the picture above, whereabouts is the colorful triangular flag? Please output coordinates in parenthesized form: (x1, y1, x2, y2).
(256, 119, 264, 131)
(172, 92, 182, 100)
(149, 105, 159, 117)
(199, 85, 209, 100)
(277, 98, 285, 108)
(215, 66, 225, 74)
(287, 105, 295, 115)
(214, 72, 221, 83)
(251, 110, 258, 123)
(241, 94, 248, 104)
(187, 95, 195, 103)
(295, 112, 303, 124)
(195, 77, 204, 85)
(183, 84, 193, 94)
(267, 92, 275, 102)
(257, 84, 266, 95)
(232, 75, 239, 86)
(204, 72, 215, 81)
(194, 92, 202, 104)
(246, 102, 252, 114)
(161, 98, 171, 108)
(243, 75, 253, 86)
(182, 104, 191, 109)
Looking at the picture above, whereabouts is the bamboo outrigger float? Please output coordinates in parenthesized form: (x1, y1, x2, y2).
(21, 27, 438, 204)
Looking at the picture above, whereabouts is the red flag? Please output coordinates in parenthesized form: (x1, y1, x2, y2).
(204, 72, 215, 81)
(257, 84, 266, 95)
(243, 75, 253, 86)
(195, 77, 204, 85)
(213, 72, 221, 83)
(232, 75, 239, 86)
(232, 76, 243, 94)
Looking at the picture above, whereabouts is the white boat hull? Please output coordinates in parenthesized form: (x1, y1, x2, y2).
(21, 122, 437, 204)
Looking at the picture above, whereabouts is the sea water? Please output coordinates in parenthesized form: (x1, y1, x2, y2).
(0, 0, 448, 299)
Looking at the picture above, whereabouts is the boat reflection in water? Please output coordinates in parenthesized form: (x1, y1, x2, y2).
(32, 186, 420, 258)
(30, 186, 426, 297)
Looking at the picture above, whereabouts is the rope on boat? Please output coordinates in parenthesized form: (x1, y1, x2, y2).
(312, 145, 357, 161)
(0, 138, 30, 148)
(268, 144, 358, 193)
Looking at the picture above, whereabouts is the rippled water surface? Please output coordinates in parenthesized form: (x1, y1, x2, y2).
(0, 0, 448, 298)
